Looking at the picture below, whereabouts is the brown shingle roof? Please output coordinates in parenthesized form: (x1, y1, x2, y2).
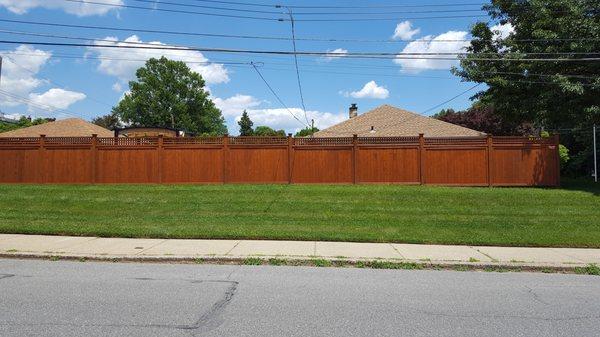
(314, 104, 484, 137)
(0, 118, 113, 138)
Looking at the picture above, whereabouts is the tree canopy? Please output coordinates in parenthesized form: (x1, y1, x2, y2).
(453, 0, 600, 174)
(92, 114, 123, 130)
(253, 126, 286, 137)
(294, 126, 319, 137)
(0, 116, 54, 133)
(112, 57, 227, 135)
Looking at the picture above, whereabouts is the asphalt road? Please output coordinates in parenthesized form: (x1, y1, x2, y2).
(1, 259, 599, 337)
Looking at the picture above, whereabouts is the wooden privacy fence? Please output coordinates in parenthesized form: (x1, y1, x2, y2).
(0, 134, 560, 186)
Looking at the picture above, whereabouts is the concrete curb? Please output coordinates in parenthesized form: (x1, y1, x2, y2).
(0, 252, 595, 275)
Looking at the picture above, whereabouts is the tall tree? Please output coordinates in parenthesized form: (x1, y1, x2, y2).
(453, 0, 600, 173)
(112, 57, 227, 135)
(434, 105, 535, 135)
(238, 110, 254, 136)
(92, 113, 123, 130)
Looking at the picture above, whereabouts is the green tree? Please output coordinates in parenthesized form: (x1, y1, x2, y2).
(112, 57, 227, 135)
(0, 116, 53, 133)
(92, 113, 123, 130)
(238, 110, 254, 136)
(453, 0, 600, 174)
(294, 126, 319, 137)
(253, 126, 286, 137)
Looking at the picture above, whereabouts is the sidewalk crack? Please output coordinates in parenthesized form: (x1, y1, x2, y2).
(389, 244, 405, 259)
(136, 239, 168, 255)
(225, 241, 241, 255)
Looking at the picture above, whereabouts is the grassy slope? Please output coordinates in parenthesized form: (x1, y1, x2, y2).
(0, 180, 598, 247)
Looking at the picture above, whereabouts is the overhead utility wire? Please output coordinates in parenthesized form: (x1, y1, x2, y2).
(422, 83, 483, 114)
(250, 62, 309, 128)
(3, 19, 599, 44)
(2, 40, 600, 62)
(285, 7, 310, 125)
(125, 0, 488, 15)
(61, 0, 488, 21)
(184, 0, 486, 9)
(1, 55, 114, 109)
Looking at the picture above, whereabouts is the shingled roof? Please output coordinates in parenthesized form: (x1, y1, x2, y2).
(314, 105, 484, 137)
(0, 118, 113, 138)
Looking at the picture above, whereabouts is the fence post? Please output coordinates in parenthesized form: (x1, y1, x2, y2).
(38, 134, 46, 184)
(352, 134, 358, 184)
(222, 134, 229, 184)
(287, 133, 293, 184)
(554, 133, 561, 187)
(91, 134, 97, 184)
(487, 135, 493, 187)
(157, 134, 163, 184)
(418, 133, 425, 185)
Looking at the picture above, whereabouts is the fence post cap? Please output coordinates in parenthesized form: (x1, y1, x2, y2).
(287, 133, 292, 137)
(39, 134, 46, 138)
(418, 133, 424, 137)
(91, 134, 97, 138)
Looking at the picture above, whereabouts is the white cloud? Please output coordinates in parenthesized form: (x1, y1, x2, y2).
(344, 81, 389, 99)
(393, 30, 470, 73)
(111, 82, 123, 92)
(491, 22, 514, 40)
(213, 94, 345, 135)
(244, 108, 345, 134)
(88, 35, 230, 85)
(0, 45, 51, 107)
(392, 21, 421, 40)
(28, 89, 86, 112)
(214, 94, 262, 117)
(323, 48, 349, 61)
(0, 0, 123, 16)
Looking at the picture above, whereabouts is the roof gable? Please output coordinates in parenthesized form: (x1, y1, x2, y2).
(314, 104, 484, 137)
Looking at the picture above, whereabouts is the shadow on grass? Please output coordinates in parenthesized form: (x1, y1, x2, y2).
(559, 178, 600, 196)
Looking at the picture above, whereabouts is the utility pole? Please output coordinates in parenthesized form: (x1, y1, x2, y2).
(594, 124, 597, 183)
(311, 119, 314, 137)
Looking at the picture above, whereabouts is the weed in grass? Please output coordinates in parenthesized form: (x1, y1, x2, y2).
(575, 264, 600, 276)
(312, 259, 332, 267)
(540, 268, 553, 274)
(468, 257, 480, 263)
(49, 256, 60, 261)
(6, 249, 17, 253)
(355, 261, 367, 268)
(78, 257, 87, 262)
(243, 257, 263, 266)
(510, 259, 525, 263)
(194, 258, 204, 264)
(484, 266, 514, 273)
(268, 258, 286, 266)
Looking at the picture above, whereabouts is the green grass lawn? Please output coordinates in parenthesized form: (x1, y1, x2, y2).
(0, 180, 598, 248)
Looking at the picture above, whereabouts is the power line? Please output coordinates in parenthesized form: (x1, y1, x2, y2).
(250, 62, 309, 128)
(422, 83, 483, 114)
(1, 39, 600, 62)
(1, 55, 115, 109)
(61, 0, 490, 22)
(62, 0, 281, 21)
(185, 0, 486, 9)
(285, 8, 310, 125)
(2, 18, 599, 44)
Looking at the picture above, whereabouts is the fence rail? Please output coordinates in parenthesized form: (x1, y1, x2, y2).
(0, 134, 560, 186)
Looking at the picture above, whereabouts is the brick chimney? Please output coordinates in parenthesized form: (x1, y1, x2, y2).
(349, 103, 358, 119)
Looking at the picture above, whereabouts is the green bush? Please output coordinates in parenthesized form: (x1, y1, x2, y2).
(559, 144, 570, 168)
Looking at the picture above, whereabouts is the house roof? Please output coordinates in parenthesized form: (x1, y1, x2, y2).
(314, 104, 484, 137)
(0, 118, 113, 138)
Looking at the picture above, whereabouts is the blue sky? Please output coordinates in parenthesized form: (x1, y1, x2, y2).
(0, 0, 507, 134)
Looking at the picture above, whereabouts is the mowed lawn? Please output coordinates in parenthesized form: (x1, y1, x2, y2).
(0, 181, 598, 248)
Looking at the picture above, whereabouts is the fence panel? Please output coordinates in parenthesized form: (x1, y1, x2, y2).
(0, 135, 560, 186)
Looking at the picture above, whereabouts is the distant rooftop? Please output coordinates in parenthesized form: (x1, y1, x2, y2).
(314, 104, 484, 138)
(0, 118, 113, 138)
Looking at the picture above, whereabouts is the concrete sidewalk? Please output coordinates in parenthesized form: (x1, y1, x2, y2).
(0, 234, 599, 268)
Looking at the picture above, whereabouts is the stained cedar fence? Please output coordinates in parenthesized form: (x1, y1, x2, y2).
(0, 134, 560, 186)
